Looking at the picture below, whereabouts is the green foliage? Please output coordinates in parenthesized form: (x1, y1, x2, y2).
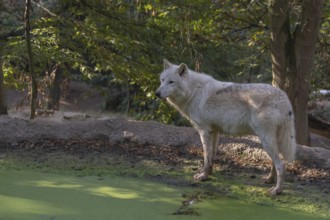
(314, 1, 330, 90)
(0, 0, 328, 124)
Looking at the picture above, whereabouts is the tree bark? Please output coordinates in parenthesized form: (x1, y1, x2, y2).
(24, 0, 38, 119)
(270, 0, 324, 145)
(269, 0, 291, 90)
(0, 59, 8, 115)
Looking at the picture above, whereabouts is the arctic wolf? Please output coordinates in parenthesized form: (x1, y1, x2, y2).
(155, 59, 296, 195)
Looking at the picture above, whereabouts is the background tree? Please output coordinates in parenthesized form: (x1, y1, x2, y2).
(24, 0, 37, 119)
(0, 0, 328, 132)
(0, 58, 7, 114)
(46, 64, 61, 110)
(269, 0, 324, 145)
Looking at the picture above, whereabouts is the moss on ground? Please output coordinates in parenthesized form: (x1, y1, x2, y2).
(1, 151, 329, 219)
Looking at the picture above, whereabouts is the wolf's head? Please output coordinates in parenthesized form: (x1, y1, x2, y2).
(155, 59, 189, 101)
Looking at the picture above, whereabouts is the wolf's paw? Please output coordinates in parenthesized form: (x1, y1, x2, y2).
(193, 172, 209, 181)
(268, 186, 282, 195)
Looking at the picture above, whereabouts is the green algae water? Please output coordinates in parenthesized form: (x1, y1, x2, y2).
(0, 170, 328, 220)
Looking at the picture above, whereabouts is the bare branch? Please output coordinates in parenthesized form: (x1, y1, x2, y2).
(31, 0, 57, 17)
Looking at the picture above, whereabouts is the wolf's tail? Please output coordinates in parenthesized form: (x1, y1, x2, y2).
(278, 114, 297, 163)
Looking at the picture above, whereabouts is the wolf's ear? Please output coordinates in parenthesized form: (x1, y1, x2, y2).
(178, 63, 188, 77)
(163, 59, 172, 70)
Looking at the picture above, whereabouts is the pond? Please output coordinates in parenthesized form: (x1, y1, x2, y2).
(0, 169, 327, 220)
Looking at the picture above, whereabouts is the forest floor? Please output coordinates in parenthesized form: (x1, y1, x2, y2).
(0, 81, 330, 217)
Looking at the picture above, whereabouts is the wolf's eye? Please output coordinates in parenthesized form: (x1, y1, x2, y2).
(169, 81, 174, 84)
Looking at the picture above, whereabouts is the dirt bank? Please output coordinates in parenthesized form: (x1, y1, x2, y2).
(0, 112, 329, 184)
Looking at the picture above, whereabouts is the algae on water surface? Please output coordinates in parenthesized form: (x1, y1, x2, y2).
(0, 169, 328, 220)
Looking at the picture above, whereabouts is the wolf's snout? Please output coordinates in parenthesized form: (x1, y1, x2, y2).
(155, 90, 161, 98)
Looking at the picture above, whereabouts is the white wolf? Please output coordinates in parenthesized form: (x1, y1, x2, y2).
(156, 59, 296, 195)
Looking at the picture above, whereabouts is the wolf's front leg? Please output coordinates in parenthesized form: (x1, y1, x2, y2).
(194, 129, 217, 181)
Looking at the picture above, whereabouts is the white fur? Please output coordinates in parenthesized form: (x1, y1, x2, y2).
(156, 59, 296, 195)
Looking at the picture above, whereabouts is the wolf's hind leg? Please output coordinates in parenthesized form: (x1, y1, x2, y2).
(262, 162, 276, 184)
(212, 132, 219, 161)
(259, 136, 284, 195)
(253, 124, 284, 194)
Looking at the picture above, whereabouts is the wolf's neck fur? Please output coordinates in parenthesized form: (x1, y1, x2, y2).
(167, 70, 214, 118)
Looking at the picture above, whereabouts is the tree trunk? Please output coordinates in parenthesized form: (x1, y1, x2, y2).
(270, 0, 324, 145)
(24, 0, 38, 119)
(47, 64, 62, 110)
(0, 59, 8, 115)
(269, 0, 291, 89)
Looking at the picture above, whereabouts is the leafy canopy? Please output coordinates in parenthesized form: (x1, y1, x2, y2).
(0, 0, 328, 123)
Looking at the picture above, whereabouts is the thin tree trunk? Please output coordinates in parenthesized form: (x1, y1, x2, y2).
(0, 59, 8, 115)
(47, 64, 62, 110)
(24, 0, 37, 119)
(125, 79, 130, 115)
(270, 0, 324, 145)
